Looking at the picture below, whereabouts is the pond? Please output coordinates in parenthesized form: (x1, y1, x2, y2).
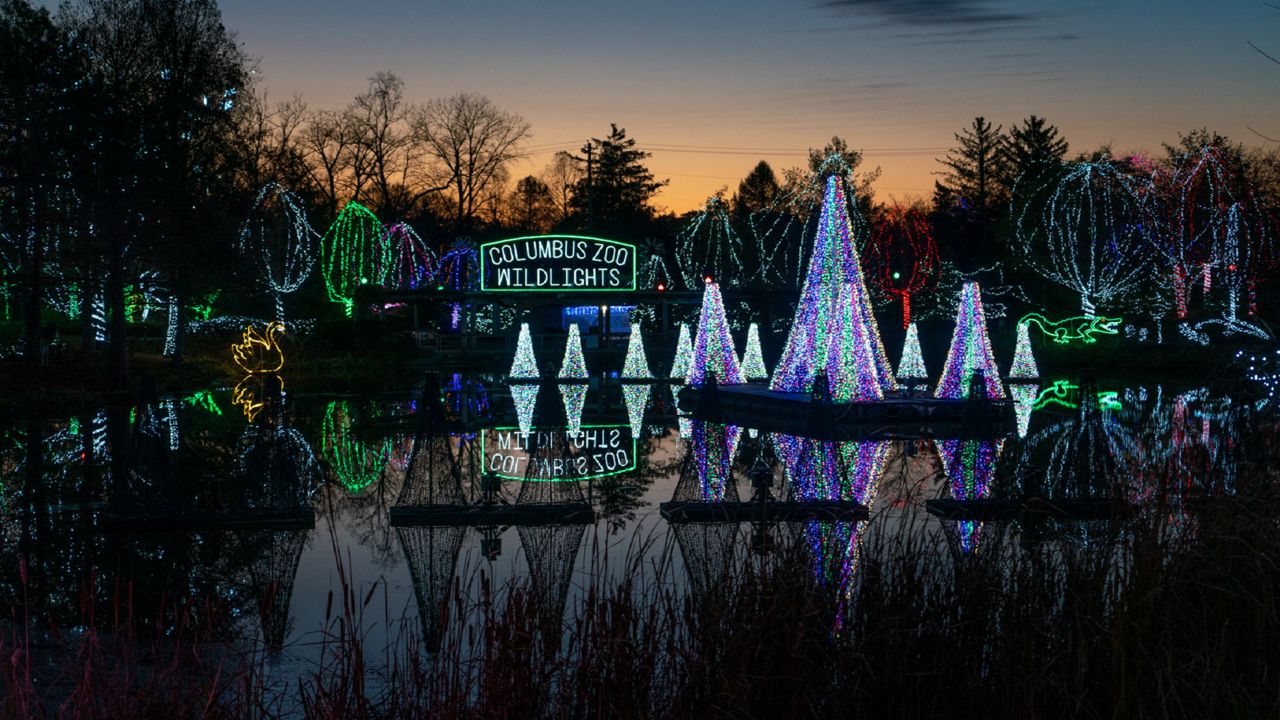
(0, 370, 1269, 712)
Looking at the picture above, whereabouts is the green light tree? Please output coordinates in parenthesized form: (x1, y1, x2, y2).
(322, 202, 387, 316)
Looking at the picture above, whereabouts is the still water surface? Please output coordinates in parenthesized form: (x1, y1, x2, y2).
(0, 373, 1257, 683)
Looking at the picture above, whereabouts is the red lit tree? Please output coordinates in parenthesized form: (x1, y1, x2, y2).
(864, 205, 939, 328)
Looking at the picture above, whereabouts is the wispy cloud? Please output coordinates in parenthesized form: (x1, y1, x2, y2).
(817, 0, 1042, 30)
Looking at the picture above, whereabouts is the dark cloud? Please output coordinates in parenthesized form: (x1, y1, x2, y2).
(817, 0, 1041, 29)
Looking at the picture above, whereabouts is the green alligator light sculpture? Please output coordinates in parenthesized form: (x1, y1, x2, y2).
(1019, 313, 1122, 344)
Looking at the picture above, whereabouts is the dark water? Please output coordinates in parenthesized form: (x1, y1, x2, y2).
(0, 372, 1262, 686)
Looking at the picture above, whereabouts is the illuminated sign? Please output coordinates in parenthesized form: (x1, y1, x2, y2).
(481, 424, 636, 481)
(480, 235, 636, 292)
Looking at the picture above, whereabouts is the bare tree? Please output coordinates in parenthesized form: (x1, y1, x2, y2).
(412, 93, 532, 232)
(504, 175, 558, 234)
(299, 108, 362, 218)
(234, 89, 308, 191)
(346, 72, 430, 219)
(541, 150, 581, 224)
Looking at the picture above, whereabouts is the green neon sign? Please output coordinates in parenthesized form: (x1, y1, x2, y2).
(479, 235, 637, 292)
(1020, 313, 1122, 344)
(481, 424, 637, 482)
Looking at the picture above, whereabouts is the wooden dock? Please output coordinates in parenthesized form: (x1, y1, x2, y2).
(98, 508, 316, 532)
(677, 383, 1015, 440)
(389, 503, 595, 526)
(925, 497, 1135, 521)
(660, 499, 869, 523)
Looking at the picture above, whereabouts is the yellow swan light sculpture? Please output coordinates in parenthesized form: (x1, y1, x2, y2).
(231, 321, 286, 374)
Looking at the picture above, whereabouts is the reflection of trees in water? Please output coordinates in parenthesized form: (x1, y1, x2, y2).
(229, 528, 309, 648)
(935, 438, 1003, 555)
(321, 400, 390, 495)
(395, 415, 478, 507)
(673, 523, 739, 601)
(672, 421, 742, 503)
(517, 523, 586, 653)
(772, 434, 889, 609)
(514, 432, 588, 507)
(397, 526, 465, 652)
(237, 426, 322, 510)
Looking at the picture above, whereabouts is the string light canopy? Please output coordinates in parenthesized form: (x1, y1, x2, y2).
(1166, 145, 1272, 321)
(378, 222, 436, 291)
(687, 281, 745, 386)
(675, 195, 753, 289)
(935, 281, 1005, 400)
(771, 174, 894, 397)
(1013, 160, 1154, 318)
(321, 202, 387, 316)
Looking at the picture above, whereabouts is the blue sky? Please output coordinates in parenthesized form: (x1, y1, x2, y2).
(211, 0, 1280, 209)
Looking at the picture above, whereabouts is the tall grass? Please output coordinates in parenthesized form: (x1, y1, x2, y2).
(3, 487, 1279, 717)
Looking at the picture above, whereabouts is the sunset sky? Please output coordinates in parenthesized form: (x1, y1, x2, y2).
(219, 0, 1280, 213)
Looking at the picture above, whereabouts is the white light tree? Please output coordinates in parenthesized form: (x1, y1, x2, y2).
(1013, 160, 1154, 317)
(240, 183, 318, 322)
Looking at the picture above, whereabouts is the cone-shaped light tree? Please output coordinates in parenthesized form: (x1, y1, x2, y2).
(510, 323, 539, 379)
(322, 202, 387, 316)
(935, 281, 1006, 399)
(740, 322, 769, 381)
(896, 322, 929, 382)
(1008, 321, 1039, 379)
(621, 324, 653, 379)
(559, 323, 588, 379)
(826, 282, 884, 401)
(687, 282, 744, 386)
(670, 323, 693, 380)
(771, 175, 894, 396)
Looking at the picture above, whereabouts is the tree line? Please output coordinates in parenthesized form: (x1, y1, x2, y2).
(3, 0, 1279, 390)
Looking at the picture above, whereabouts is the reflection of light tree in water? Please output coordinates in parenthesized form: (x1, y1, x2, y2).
(934, 438, 1003, 555)
(671, 420, 743, 503)
(321, 401, 391, 494)
(397, 525, 466, 653)
(774, 434, 888, 594)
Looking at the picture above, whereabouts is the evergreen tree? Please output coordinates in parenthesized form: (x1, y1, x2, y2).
(1002, 115, 1069, 184)
(935, 118, 1008, 265)
(732, 160, 780, 218)
(569, 124, 667, 238)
